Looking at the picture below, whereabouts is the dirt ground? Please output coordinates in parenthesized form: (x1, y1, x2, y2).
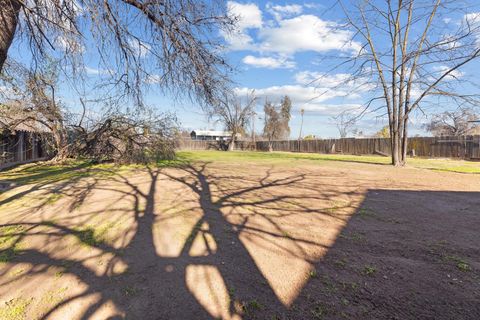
(0, 156, 479, 319)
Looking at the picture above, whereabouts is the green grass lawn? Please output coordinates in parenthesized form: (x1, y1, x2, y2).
(177, 150, 480, 174)
(1, 151, 478, 186)
(0, 160, 137, 186)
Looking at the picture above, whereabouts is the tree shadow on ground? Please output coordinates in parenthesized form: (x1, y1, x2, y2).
(0, 163, 479, 319)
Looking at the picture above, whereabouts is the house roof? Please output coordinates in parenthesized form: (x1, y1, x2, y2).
(0, 103, 50, 133)
(191, 130, 233, 136)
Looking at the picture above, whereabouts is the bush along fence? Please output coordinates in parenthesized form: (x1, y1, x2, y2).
(177, 135, 480, 160)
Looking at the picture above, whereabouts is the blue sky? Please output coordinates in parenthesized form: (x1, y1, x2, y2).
(178, 0, 480, 137)
(6, 0, 480, 138)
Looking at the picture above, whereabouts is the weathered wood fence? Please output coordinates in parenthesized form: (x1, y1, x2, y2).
(177, 135, 480, 159)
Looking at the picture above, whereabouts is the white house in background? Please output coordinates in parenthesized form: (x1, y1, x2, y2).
(190, 130, 241, 141)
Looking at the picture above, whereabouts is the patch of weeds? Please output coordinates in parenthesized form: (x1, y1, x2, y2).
(444, 255, 471, 272)
(339, 232, 365, 242)
(44, 193, 63, 205)
(8, 268, 25, 277)
(124, 285, 139, 296)
(0, 297, 32, 320)
(327, 200, 345, 216)
(41, 287, 68, 305)
(363, 265, 376, 276)
(75, 228, 103, 247)
(73, 222, 115, 247)
(341, 298, 349, 306)
(309, 269, 318, 279)
(42, 220, 58, 228)
(457, 262, 471, 272)
(242, 299, 264, 314)
(282, 231, 292, 239)
(340, 281, 359, 292)
(358, 207, 377, 218)
(311, 303, 328, 319)
(334, 258, 347, 269)
(228, 287, 235, 297)
(0, 225, 25, 247)
(321, 275, 337, 292)
(60, 260, 74, 270)
(0, 247, 21, 264)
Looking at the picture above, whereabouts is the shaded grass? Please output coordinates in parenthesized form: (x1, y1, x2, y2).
(0, 225, 26, 263)
(177, 150, 480, 174)
(1, 151, 477, 193)
(0, 158, 188, 189)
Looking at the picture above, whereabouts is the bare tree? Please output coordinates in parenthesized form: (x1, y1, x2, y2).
(327, 0, 480, 165)
(0, 0, 235, 105)
(331, 111, 357, 138)
(424, 108, 480, 136)
(210, 90, 256, 151)
(69, 111, 178, 163)
(0, 59, 69, 160)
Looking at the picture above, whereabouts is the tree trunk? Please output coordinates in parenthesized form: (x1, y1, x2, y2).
(51, 125, 69, 161)
(0, 0, 21, 72)
(391, 129, 400, 166)
(401, 116, 409, 164)
(228, 134, 235, 151)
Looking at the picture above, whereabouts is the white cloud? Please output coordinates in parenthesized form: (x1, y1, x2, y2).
(302, 103, 362, 115)
(258, 15, 360, 54)
(222, 30, 256, 51)
(145, 74, 162, 84)
(234, 84, 360, 116)
(304, 3, 323, 10)
(464, 12, 480, 25)
(295, 71, 351, 87)
(294, 71, 375, 96)
(128, 38, 151, 58)
(223, 4, 360, 56)
(228, 1, 263, 30)
(266, 3, 302, 20)
(224, 2, 263, 51)
(85, 66, 111, 75)
(432, 65, 464, 80)
(55, 35, 85, 53)
(242, 55, 295, 69)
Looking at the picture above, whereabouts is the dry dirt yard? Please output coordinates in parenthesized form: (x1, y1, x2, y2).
(0, 151, 479, 319)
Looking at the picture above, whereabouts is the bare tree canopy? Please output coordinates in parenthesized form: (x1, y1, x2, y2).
(424, 108, 480, 136)
(209, 90, 256, 151)
(1, 58, 178, 163)
(331, 111, 357, 138)
(0, 0, 235, 105)
(326, 0, 480, 165)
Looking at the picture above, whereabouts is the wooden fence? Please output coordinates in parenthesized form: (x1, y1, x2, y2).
(177, 135, 480, 160)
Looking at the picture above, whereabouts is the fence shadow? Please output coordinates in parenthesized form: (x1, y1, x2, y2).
(0, 164, 479, 319)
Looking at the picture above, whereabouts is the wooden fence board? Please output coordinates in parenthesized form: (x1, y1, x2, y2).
(177, 136, 480, 160)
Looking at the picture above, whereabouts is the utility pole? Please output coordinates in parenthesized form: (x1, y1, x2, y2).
(298, 108, 305, 140)
(251, 111, 256, 150)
